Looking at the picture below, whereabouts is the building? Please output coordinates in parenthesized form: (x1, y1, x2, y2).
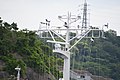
(70, 70, 113, 80)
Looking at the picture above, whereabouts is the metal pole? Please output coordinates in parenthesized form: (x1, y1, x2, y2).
(15, 67, 21, 80)
(17, 70, 20, 80)
(63, 12, 70, 80)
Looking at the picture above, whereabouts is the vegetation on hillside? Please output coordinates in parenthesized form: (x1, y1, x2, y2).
(71, 30, 120, 80)
(0, 17, 120, 80)
(0, 18, 63, 80)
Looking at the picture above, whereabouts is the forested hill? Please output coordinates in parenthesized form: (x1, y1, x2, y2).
(0, 18, 120, 80)
(0, 19, 63, 80)
(72, 29, 120, 80)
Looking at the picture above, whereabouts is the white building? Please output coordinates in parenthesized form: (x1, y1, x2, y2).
(70, 70, 93, 80)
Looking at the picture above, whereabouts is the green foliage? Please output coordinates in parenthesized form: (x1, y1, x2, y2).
(0, 54, 26, 77)
(72, 32, 120, 80)
(68, 31, 120, 80)
(70, 32, 118, 80)
(1, 18, 120, 80)
(0, 19, 61, 79)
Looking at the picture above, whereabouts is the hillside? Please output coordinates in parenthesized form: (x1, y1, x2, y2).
(71, 30, 120, 80)
(0, 19, 63, 80)
(0, 18, 120, 80)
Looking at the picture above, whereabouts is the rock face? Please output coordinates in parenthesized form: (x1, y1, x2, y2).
(0, 60, 9, 79)
(26, 67, 50, 80)
(0, 67, 53, 80)
(0, 60, 112, 80)
(0, 71, 9, 79)
(0, 60, 5, 70)
(91, 75, 113, 80)
(0, 60, 50, 80)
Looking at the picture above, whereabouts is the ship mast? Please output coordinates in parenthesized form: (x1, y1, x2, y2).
(38, 0, 105, 80)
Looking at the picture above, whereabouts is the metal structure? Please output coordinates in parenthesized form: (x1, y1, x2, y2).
(82, 0, 88, 29)
(15, 66, 21, 80)
(38, 1, 107, 80)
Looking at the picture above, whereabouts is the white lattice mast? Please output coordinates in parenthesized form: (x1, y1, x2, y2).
(82, 0, 88, 29)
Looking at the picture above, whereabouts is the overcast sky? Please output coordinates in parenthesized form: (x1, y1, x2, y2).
(0, 0, 120, 35)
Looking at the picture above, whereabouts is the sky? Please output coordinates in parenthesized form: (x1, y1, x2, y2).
(0, 0, 120, 35)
